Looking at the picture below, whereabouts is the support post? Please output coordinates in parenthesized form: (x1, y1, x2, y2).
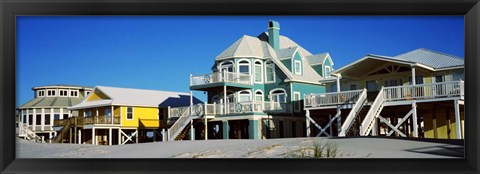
(109, 128, 112, 146)
(74, 127, 77, 144)
(78, 129, 81, 144)
(411, 66, 416, 85)
(306, 110, 311, 137)
(222, 121, 229, 139)
(69, 128, 72, 143)
(329, 114, 333, 135)
(412, 102, 418, 138)
(190, 119, 195, 140)
(92, 128, 96, 145)
(224, 85, 227, 114)
(118, 129, 121, 145)
(454, 99, 462, 139)
(162, 129, 166, 142)
(204, 115, 208, 140)
(336, 76, 341, 92)
(190, 90, 193, 115)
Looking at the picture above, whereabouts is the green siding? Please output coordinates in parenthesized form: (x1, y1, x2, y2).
(281, 59, 291, 72)
(291, 82, 326, 99)
(249, 120, 259, 139)
(312, 65, 323, 77)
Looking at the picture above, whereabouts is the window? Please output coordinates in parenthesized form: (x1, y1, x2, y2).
(366, 80, 377, 92)
(271, 89, 286, 103)
(350, 84, 357, 90)
(85, 91, 91, 97)
(255, 91, 263, 103)
(44, 114, 51, 124)
(47, 89, 56, 96)
(254, 61, 263, 83)
(63, 114, 69, 119)
(127, 107, 133, 120)
(265, 61, 275, 82)
(85, 110, 92, 117)
(238, 90, 251, 102)
(219, 61, 234, 72)
(70, 90, 78, 97)
(36, 114, 42, 125)
(294, 92, 301, 111)
(37, 90, 45, 97)
(22, 115, 27, 123)
(409, 75, 424, 85)
(59, 89, 68, 97)
(325, 66, 331, 78)
(28, 114, 33, 125)
(104, 107, 112, 116)
(294, 60, 302, 75)
(54, 114, 60, 120)
(238, 60, 250, 75)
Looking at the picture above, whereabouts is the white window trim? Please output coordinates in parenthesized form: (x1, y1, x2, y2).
(254, 89, 264, 102)
(84, 91, 91, 98)
(47, 89, 57, 97)
(126, 107, 134, 120)
(254, 61, 263, 83)
(293, 91, 301, 112)
(59, 89, 68, 97)
(237, 90, 252, 102)
(269, 88, 287, 103)
(237, 59, 251, 75)
(325, 66, 331, 78)
(70, 90, 79, 97)
(265, 61, 276, 83)
(37, 90, 45, 97)
(294, 60, 302, 75)
(219, 60, 235, 72)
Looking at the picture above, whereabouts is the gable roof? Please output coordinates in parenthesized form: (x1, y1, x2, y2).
(69, 86, 201, 109)
(393, 48, 464, 69)
(305, 52, 333, 66)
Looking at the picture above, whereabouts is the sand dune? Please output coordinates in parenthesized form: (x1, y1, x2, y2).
(16, 137, 463, 158)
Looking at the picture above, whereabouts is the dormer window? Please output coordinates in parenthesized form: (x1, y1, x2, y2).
(47, 89, 56, 97)
(37, 90, 45, 97)
(59, 89, 68, 97)
(325, 66, 331, 78)
(294, 60, 302, 75)
(85, 91, 91, 96)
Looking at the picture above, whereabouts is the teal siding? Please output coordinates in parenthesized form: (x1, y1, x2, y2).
(323, 56, 333, 77)
(249, 120, 259, 139)
(280, 59, 291, 72)
(265, 64, 291, 102)
(312, 65, 323, 77)
(291, 82, 326, 99)
(223, 121, 229, 139)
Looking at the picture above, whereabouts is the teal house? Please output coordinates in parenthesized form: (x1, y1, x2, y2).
(166, 20, 333, 140)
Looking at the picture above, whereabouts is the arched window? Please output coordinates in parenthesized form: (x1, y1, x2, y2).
(238, 60, 250, 75)
(254, 61, 263, 83)
(255, 90, 263, 103)
(265, 61, 275, 82)
(219, 61, 234, 72)
(270, 89, 286, 103)
(238, 90, 251, 102)
(211, 95, 220, 103)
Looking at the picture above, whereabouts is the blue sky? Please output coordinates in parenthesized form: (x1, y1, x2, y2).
(16, 16, 464, 107)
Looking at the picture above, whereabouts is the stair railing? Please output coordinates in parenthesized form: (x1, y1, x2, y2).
(168, 106, 192, 141)
(360, 87, 386, 136)
(338, 89, 367, 136)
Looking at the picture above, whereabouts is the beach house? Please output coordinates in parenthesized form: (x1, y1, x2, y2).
(16, 84, 93, 143)
(304, 48, 464, 139)
(54, 86, 200, 145)
(167, 20, 333, 140)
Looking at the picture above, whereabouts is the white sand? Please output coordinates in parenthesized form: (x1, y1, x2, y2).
(16, 137, 463, 158)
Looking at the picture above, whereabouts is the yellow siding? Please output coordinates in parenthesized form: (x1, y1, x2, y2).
(423, 111, 462, 139)
(87, 90, 110, 101)
(121, 106, 159, 128)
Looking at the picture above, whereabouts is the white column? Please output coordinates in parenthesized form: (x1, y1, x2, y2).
(135, 129, 139, 143)
(224, 85, 227, 114)
(41, 108, 45, 131)
(306, 110, 311, 137)
(118, 129, 121, 145)
(78, 129, 82, 144)
(92, 128, 96, 145)
(190, 119, 194, 140)
(412, 102, 418, 138)
(32, 109, 36, 131)
(190, 90, 193, 115)
(336, 76, 341, 92)
(454, 99, 462, 139)
(204, 115, 208, 140)
(111, 106, 114, 124)
(109, 128, 112, 146)
(411, 66, 416, 85)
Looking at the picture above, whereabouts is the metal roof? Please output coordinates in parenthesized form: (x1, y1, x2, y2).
(393, 48, 464, 69)
(69, 86, 201, 109)
(18, 97, 84, 109)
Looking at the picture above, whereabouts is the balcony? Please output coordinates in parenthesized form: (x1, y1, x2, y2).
(383, 80, 464, 102)
(168, 101, 292, 118)
(304, 89, 364, 108)
(53, 115, 120, 126)
(190, 71, 252, 90)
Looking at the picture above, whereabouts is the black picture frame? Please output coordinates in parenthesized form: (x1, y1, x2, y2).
(1, 0, 479, 173)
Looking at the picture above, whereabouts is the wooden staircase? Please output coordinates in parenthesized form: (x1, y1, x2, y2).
(346, 106, 370, 136)
(53, 117, 75, 143)
(174, 122, 192, 140)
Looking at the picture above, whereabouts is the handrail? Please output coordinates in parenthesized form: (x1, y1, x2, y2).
(190, 71, 252, 86)
(383, 81, 463, 101)
(339, 89, 367, 136)
(305, 89, 364, 107)
(168, 106, 191, 140)
(360, 86, 385, 136)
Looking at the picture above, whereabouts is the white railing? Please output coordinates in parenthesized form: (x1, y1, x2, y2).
(304, 89, 364, 108)
(190, 71, 252, 86)
(383, 81, 464, 101)
(169, 106, 190, 118)
(203, 101, 291, 115)
(18, 124, 42, 142)
(168, 106, 192, 141)
(339, 89, 367, 136)
(360, 87, 385, 136)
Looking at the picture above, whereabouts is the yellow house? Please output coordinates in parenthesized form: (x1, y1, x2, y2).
(54, 86, 196, 145)
(304, 48, 464, 139)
